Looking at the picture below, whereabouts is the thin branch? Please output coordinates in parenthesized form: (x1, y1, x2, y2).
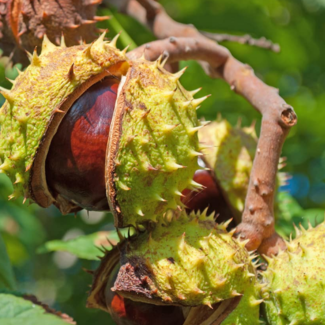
(201, 31, 280, 53)
(111, 0, 280, 52)
(127, 37, 230, 71)
(127, 0, 297, 256)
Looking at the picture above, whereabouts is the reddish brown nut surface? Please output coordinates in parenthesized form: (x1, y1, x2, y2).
(46, 78, 119, 211)
(107, 294, 185, 325)
(181, 159, 235, 225)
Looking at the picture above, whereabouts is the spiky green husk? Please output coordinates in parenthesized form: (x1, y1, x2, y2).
(221, 284, 261, 325)
(262, 222, 325, 325)
(112, 211, 261, 323)
(0, 34, 127, 204)
(199, 118, 257, 215)
(107, 61, 202, 227)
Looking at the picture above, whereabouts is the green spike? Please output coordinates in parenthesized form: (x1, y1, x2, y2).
(179, 232, 186, 250)
(188, 125, 203, 135)
(155, 194, 166, 202)
(191, 95, 210, 108)
(15, 67, 22, 76)
(166, 161, 186, 171)
(121, 45, 130, 56)
(189, 87, 202, 96)
(174, 189, 184, 197)
(119, 181, 131, 191)
(108, 33, 120, 48)
(172, 67, 187, 81)
(137, 209, 144, 217)
(27, 49, 41, 66)
(0, 87, 14, 103)
(60, 34, 66, 48)
(6, 77, 15, 85)
(0, 158, 11, 172)
(162, 124, 179, 133)
(293, 223, 302, 237)
(219, 218, 233, 230)
(251, 299, 264, 306)
(299, 223, 307, 234)
(41, 34, 57, 55)
(189, 149, 203, 158)
(14, 114, 29, 125)
(200, 120, 211, 126)
(161, 90, 175, 100)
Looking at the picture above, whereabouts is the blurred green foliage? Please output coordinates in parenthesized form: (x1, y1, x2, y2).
(0, 0, 324, 324)
(0, 293, 70, 325)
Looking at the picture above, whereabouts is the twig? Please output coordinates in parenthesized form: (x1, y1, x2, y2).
(127, 0, 297, 256)
(201, 31, 280, 53)
(111, 0, 280, 52)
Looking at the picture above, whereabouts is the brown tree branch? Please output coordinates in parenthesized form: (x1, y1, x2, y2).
(201, 31, 280, 53)
(127, 0, 297, 256)
(110, 0, 280, 52)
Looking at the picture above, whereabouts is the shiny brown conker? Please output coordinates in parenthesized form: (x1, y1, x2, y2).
(46, 78, 119, 211)
(108, 294, 185, 325)
(181, 158, 235, 225)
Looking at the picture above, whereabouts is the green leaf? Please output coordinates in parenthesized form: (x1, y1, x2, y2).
(0, 201, 45, 247)
(0, 234, 16, 291)
(0, 294, 69, 325)
(277, 191, 303, 222)
(37, 230, 128, 260)
(276, 191, 325, 237)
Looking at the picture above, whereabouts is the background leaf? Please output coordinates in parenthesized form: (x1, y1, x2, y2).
(0, 294, 70, 325)
(0, 234, 16, 291)
(37, 230, 128, 260)
(276, 192, 324, 237)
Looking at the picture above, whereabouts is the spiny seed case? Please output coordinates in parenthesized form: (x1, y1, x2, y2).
(107, 60, 202, 227)
(110, 211, 261, 324)
(199, 118, 257, 215)
(262, 222, 325, 325)
(0, 34, 128, 213)
(0, 33, 206, 228)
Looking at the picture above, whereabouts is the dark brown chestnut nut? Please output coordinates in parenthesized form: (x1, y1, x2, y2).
(46, 78, 119, 211)
(181, 158, 234, 225)
(108, 294, 185, 325)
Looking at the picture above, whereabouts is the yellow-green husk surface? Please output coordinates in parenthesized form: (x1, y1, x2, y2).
(112, 211, 261, 324)
(0, 33, 127, 207)
(107, 59, 203, 227)
(199, 118, 257, 217)
(0, 33, 205, 223)
(262, 222, 325, 324)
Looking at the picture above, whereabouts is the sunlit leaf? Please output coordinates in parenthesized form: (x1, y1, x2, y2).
(0, 294, 70, 325)
(37, 230, 128, 260)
